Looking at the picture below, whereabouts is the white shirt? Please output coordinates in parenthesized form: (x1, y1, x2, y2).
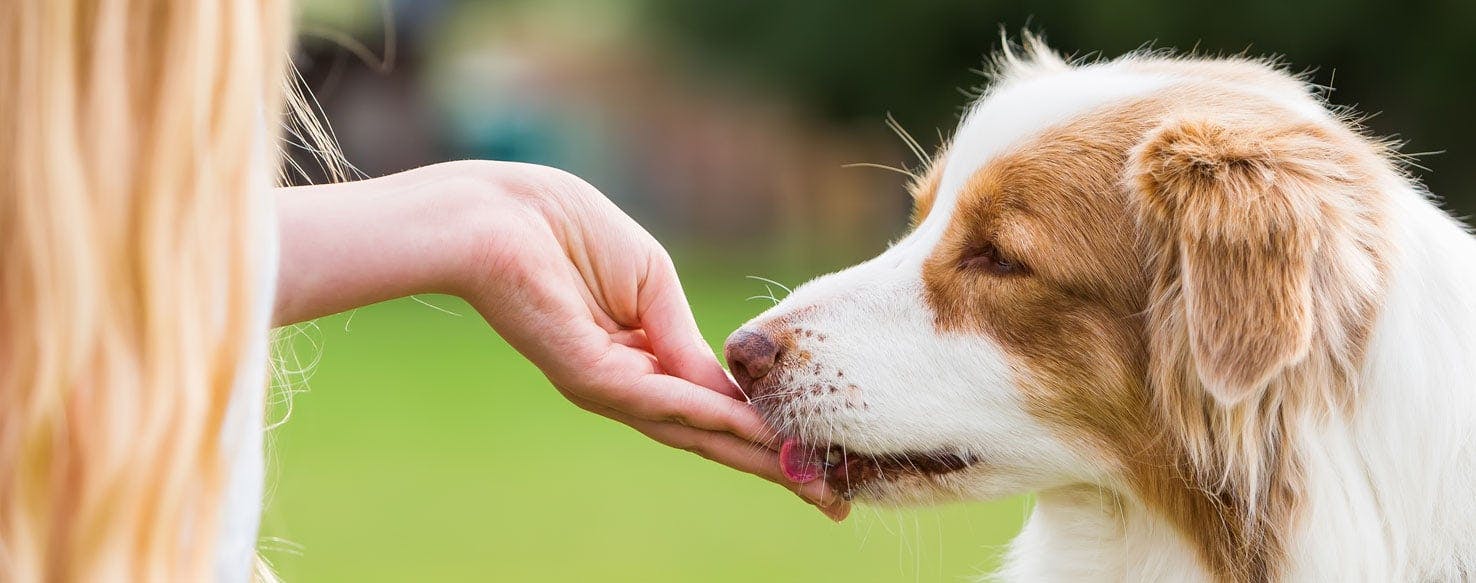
(214, 115, 278, 582)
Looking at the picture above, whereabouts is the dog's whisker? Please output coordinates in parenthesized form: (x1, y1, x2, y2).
(842, 161, 919, 180)
(744, 275, 794, 298)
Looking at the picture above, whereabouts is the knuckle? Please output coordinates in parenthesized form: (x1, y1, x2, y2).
(672, 435, 709, 457)
(665, 394, 715, 428)
(650, 248, 677, 273)
(533, 165, 600, 202)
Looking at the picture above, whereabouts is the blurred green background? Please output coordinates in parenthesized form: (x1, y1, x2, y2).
(265, 0, 1474, 580)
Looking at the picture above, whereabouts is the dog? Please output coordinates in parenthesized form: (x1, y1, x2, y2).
(723, 39, 1476, 582)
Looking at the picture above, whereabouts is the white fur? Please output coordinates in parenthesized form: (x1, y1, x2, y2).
(737, 58, 1476, 580)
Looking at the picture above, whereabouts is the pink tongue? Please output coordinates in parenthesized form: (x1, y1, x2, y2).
(779, 439, 826, 483)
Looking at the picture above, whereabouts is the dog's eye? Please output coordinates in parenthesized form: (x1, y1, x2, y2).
(960, 243, 1027, 276)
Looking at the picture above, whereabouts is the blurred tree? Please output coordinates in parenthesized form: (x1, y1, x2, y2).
(641, 0, 1476, 216)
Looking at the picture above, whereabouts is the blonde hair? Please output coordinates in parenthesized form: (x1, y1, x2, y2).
(0, 0, 293, 580)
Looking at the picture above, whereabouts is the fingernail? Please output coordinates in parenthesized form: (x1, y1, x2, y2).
(798, 482, 836, 507)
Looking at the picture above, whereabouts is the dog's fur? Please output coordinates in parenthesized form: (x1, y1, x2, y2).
(726, 40, 1476, 582)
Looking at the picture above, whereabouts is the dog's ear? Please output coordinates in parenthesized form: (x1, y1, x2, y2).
(1127, 117, 1360, 405)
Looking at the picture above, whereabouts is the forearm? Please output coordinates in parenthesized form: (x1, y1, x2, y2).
(273, 163, 494, 326)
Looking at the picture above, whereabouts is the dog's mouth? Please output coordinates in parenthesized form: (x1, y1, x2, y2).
(779, 438, 977, 500)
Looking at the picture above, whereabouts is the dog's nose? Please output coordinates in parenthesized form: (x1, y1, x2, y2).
(724, 328, 780, 389)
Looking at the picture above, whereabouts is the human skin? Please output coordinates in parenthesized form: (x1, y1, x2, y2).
(273, 160, 848, 520)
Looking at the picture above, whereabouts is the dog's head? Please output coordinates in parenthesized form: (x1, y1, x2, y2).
(725, 40, 1391, 534)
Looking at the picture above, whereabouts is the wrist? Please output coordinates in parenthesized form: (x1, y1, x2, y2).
(412, 161, 522, 299)
(273, 161, 536, 324)
(436, 161, 565, 301)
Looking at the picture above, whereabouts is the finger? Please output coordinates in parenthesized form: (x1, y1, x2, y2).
(603, 334, 663, 376)
(609, 328, 654, 352)
(572, 396, 847, 514)
(637, 256, 743, 399)
(593, 372, 781, 448)
(653, 427, 846, 519)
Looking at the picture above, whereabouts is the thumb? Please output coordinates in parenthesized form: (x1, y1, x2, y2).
(640, 255, 744, 400)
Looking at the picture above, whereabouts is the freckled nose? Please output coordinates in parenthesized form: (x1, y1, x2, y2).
(724, 328, 780, 390)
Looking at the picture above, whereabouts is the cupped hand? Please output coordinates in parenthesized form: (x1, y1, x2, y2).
(457, 162, 848, 520)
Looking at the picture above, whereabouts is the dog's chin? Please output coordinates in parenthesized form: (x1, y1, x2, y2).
(841, 458, 1058, 508)
(777, 436, 981, 503)
(850, 474, 978, 506)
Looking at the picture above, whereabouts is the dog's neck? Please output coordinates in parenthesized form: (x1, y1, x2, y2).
(996, 184, 1476, 583)
(1330, 184, 1476, 579)
(996, 486, 1213, 582)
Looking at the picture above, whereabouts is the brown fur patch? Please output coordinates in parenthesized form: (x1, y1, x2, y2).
(918, 66, 1391, 582)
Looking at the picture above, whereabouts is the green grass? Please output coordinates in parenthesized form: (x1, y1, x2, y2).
(258, 257, 1027, 582)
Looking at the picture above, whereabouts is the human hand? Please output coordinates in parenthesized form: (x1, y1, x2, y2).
(453, 162, 850, 520)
